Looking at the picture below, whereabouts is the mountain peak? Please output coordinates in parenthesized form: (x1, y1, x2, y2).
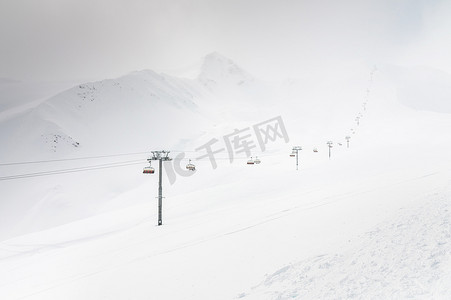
(198, 52, 254, 86)
(203, 52, 233, 64)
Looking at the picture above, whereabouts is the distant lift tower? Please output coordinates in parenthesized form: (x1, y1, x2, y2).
(291, 146, 302, 170)
(345, 136, 351, 148)
(327, 141, 333, 159)
(147, 150, 172, 226)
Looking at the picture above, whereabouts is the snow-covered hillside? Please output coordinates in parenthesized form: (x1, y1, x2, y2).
(1, 54, 451, 299)
(0, 52, 272, 240)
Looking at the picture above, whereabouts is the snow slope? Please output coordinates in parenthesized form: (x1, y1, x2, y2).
(1, 54, 451, 299)
(243, 192, 451, 299)
(0, 52, 287, 240)
(0, 55, 229, 240)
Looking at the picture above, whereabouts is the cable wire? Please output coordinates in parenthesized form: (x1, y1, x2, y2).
(0, 159, 143, 181)
(0, 151, 149, 167)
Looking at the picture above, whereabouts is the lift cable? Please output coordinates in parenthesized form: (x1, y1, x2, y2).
(0, 151, 149, 167)
(0, 149, 278, 167)
(0, 159, 143, 181)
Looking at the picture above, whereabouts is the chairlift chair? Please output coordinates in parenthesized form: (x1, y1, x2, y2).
(186, 159, 196, 171)
(247, 157, 255, 165)
(254, 156, 261, 164)
(143, 164, 155, 174)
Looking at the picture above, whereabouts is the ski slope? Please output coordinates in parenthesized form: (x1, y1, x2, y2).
(1, 54, 451, 299)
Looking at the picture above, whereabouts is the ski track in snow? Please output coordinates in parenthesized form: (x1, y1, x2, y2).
(241, 190, 451, 300)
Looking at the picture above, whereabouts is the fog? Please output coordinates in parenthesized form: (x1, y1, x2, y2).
(0, 0, 450, 81)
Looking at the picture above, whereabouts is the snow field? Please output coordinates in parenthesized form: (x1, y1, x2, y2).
(1, 55, 451, 299)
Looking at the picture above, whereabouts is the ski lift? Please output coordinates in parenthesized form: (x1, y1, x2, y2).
(254, 156, 261, 164)
(186, 159, 196, 171)
(143, 162, 155, 174)
(247, 157, 255, 165)
(313, 148, 318, 153)
(290, 151, 296, 157)
(338, 143, 343, 146)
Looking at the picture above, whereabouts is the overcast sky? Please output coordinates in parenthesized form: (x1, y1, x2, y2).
(1, 0, 450, 82)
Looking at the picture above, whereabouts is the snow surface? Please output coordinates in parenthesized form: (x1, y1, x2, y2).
(1, 53, 451, 299)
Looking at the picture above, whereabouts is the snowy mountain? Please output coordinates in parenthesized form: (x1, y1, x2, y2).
(0, 53, 281, 240)
(1, 54, 451, 299)
(198, 52, 255, 88)
(0, 71, 203, 160)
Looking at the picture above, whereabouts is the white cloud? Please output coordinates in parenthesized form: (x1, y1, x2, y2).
(0, 0, 447, 81)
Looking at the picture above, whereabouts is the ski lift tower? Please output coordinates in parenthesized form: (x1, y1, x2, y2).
(355, 116, 360, 126)
(345, 136, 351, 148)
(148, 150, 172, 226)
(327, 141, 333, 159)
(291, 146, 302, 170)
